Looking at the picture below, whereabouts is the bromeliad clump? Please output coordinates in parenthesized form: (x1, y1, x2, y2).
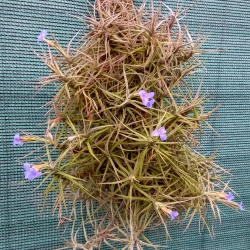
(15, 0, 243, 249)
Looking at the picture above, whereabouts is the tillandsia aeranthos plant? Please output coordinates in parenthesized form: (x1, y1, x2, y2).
(13, 0, 244, 249)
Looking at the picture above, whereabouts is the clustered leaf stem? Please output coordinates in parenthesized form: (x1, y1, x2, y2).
(14, 0, 243, 249)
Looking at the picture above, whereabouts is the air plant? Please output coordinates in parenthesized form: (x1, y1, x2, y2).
(14, 0, 243, 249)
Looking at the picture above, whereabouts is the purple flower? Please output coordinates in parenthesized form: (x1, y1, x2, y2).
(138, 90, 155, 108)
(13, 134, 23, 146)
(226, 192, 234, 202)
(146, 99, 155, 108)
(238, 201, 243, 211)
(152, 126, 167, 141)
(169, 211, 179, 221)
(23, 162, 42, 181)
(37, 30, 48, 44)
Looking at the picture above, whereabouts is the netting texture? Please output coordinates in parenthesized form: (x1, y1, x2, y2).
(1, 0, 250, 249)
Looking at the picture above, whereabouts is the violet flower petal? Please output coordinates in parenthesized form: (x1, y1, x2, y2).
(159, 126, 166, 134)
(27, 168, 38, 181)
(139, 90, 155, 108)
(142, 98, 149, 106)
(170, 211, 179, 221)
(37, 30, 48, 44)
(13, 134, 23, 146)
(23, 162, 31, 171)
(146, 92, 155, 99)
(34, 171, 42, 178)
(152, 129, 160, 136)
(138, 90, 147, 98)
(226, 192, 234, 202)
(160, 134, 167, 141)
(152, 126, 167, 140)
(23, 163, 42, 181)
(146, 99, 155, 108)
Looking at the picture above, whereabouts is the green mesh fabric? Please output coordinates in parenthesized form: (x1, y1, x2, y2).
(1, 0, 250, 249)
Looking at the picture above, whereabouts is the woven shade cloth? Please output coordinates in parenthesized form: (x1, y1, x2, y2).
(1, 0, 250, 249)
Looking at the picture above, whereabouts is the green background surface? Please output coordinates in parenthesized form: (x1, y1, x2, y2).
(1, 0, 250, 249)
